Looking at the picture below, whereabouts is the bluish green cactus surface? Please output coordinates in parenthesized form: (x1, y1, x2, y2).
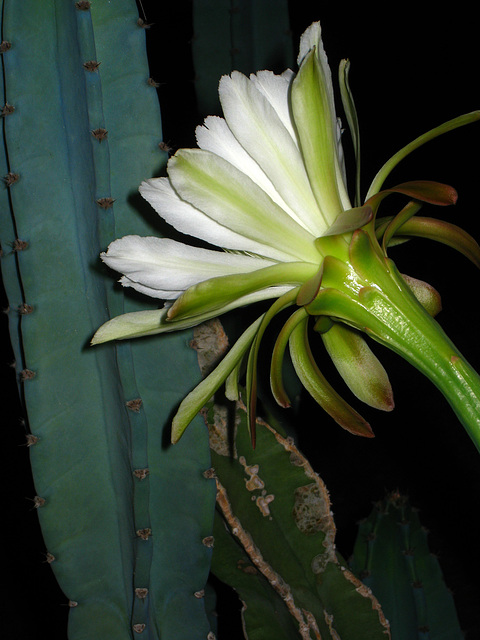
(0, 2, 215, 638)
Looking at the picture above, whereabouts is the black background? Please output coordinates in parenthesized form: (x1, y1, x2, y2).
(2, 1, 480, 637)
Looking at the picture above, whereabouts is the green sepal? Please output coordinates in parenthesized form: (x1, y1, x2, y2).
(270, 308, 309, 408)
(320, 323, 394, 411)
(381, 200, 423, 253)
(401, 274, 442, 317)
(168, 262, 317, 322)
(348, 229, 393, 290)
(322, 205, 373, 236)
(289, 318, 374, 437)
(366, 111, 480, 199)
(393, 216, 480, 269)
(171, 316, 264, 443)
(245, 289, 300, 447)
(367, 181, 458, 229)
(339, 58, 361, 207)
(296, 262, 324, 306)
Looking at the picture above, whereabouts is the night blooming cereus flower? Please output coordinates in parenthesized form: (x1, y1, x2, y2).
(93, 22, 480, 449)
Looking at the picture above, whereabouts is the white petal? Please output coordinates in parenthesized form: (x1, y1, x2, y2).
(101, 235, 275, 299)
(218, 71, 328, 235)
(249, 70, 297, 141)
(140, 177, 293, 260)
(298, 22, 324, 65)
(195, 115, 307, 229)
(168, 149, 321, 263)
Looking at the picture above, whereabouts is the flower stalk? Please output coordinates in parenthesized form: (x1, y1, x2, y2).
(305, 228, 480, 449)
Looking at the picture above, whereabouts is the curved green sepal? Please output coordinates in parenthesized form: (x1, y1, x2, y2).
(171, 316, 264, 443)
(380, 200, 423, 253)
(322, 205, 373, 236)
(393, 216, 480, 269)
(245, 289, 299, 447)
(289, 318, 374, 437)
(320, 323, 394, 411)
(339, 58, 361, 207)
(270, 308, 309, 408)
(401, 274, 442, 317)
(366, 111, 480, 199)
(168, 262, 316, 322)
(296, 263, 324, 306)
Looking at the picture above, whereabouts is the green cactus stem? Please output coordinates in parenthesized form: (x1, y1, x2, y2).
(205, 395, 391, 639)
(350, 492, 464, 640)
(0, 2, 215, 638)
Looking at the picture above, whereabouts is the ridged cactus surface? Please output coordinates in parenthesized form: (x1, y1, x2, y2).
(191, 0, 294, 117)
(350, 493, 464, 640)
(201, 389, 390, 639)
(0, 2, 215, 638)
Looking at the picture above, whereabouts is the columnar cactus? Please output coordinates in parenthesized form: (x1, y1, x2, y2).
(205, 394, 391, 639)
(350, 493, 464, 640)
(0, 2, 215, 638)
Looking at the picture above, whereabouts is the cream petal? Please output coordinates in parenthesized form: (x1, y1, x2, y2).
(295, 23, 351, 216)
(195, 116, 307, 228)
(140, 177, 295, 260)
(91, 285, 293, 344)
(249, 70, 297, 141)
(218, 71, 328, 235)
(118, 277, 182, 300)
(101, 235, 275, 299)
(291, 49, 350, 225)
(168, 149, 321, 263)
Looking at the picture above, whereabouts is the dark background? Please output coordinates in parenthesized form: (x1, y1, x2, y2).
(2, 1, 479, 637)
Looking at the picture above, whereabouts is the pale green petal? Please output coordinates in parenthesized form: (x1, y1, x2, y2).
(101, 235, 275, 299)
(218, 71, 327, 236)
(298, 21, 349, 204)
(171, 316, 264, 443)
(291, 48, 351, 225)
(195, 116, 305, 229)
(91, 287, 293, 344)
(139, 177, 283, 256)
(92, 306, 184, 344)
(169, 261, 316, 321)
(168, 149, 321, 263)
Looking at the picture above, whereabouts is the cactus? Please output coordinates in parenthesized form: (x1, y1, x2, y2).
(204, 395, 390, 639)
(191, 0, 294, 118)
(2, 1, 478, 638)
(0, 2, 215, 637)
(350, 493, 464, 640)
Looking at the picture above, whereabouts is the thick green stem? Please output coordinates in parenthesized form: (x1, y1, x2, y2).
(306, 230, 480, 451)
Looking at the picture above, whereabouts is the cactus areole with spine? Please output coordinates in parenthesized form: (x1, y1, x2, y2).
(93, 22, 480, 450)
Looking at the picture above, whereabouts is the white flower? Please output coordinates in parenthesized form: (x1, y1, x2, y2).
(92, 21, 480, 449)
(94, 23, 364, 342)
